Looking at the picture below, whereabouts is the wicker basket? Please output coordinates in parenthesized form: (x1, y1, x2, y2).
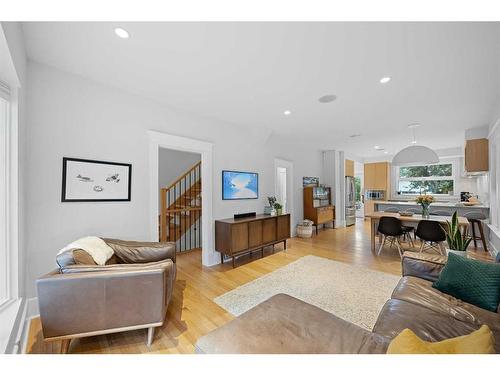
(296, 224, 313, 238)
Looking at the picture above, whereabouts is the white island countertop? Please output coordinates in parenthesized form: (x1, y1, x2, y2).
(373, 200, 489, 209)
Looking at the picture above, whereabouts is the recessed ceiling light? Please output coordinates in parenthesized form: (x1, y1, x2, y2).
(384, 151, 389, 154)
(374, 145, 381, 150)
(283, 110, 291, 116)
(318, 94, 337, 103)
(379, 76, 391, 84)
(114, 27, 130, 39)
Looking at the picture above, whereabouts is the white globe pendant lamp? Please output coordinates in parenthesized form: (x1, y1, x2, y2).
(392, 124, 439, 166)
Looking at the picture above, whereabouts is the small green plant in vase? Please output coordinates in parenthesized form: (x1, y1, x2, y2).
(274, 202, 283, 215)
(265, 196, 277, 215)
(445, 211, 472, 257)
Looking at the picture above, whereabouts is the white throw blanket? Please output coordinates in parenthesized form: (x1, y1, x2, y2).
(58, 236, 114, 265)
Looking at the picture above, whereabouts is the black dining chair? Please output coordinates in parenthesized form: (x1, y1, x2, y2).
(415, 220, 447, 255)
(383, 207, 414, 245)
(377, 216, 405, 257)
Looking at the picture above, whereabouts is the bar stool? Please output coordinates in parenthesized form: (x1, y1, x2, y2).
(377, 216, 404, 257)
(415, 220, 447, 255)
(464, 211, 488, 252)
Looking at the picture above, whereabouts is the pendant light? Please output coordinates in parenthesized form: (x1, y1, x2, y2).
(392, 124, 439, 166)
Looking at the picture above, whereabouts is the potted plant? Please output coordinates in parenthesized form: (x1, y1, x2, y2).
(297, 220, 314, 238)
(265, 196, 277, 215)
(274, 202, 283, 215)
(445, 211, 472, 257)
(415, 194, 434, 218)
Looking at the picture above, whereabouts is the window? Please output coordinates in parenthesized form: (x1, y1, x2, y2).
(0, 90, 9, 306)
(396, 163, 455, 196)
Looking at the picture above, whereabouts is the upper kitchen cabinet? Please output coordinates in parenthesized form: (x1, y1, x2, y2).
(465, 138, 489, 173)
(364, 162, 391, 191)
(345, 159, 354, 177)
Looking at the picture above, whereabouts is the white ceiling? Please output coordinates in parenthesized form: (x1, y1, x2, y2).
(22, 22, 500, 158)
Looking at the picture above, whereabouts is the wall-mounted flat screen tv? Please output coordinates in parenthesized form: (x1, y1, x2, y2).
(222, 170, 258, 200)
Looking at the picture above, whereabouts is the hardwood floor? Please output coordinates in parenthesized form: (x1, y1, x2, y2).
(25, 218, 491, 354)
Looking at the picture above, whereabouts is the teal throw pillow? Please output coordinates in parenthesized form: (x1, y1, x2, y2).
(432, 253, 500, 312)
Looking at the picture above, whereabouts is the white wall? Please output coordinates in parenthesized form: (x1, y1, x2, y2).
(24, 62, 324, 298)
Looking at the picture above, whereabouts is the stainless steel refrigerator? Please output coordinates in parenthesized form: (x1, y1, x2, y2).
(345, 176, 356, 226)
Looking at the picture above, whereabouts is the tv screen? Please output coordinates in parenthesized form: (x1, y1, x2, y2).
(222, 170, 258, 200)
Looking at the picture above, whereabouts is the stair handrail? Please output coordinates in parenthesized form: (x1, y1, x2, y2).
(161, 161, 201, 192)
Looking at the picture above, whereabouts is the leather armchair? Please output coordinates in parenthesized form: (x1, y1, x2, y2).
(36, 239, 176, 353)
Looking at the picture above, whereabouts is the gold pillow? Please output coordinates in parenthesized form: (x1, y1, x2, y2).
(387, 325, 495, 354)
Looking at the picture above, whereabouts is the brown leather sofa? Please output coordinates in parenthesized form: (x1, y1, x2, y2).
(195, 252, 499, 353)
(36, 238, 176, 353)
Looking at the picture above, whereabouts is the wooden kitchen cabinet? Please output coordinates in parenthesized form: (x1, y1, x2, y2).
(364, 163, 376, 189)
(345, 159, 354, 177)
(364, 200, 375, 216)
(364, 162, 390, 190)
(465, 138, 489, 172)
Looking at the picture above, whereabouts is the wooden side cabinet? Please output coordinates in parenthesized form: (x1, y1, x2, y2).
(215, 214, 290, 267)
(303, 186, 335, 234)
(465, 138, 489, 172)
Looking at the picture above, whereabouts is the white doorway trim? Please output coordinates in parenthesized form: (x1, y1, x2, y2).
(148, 130, 218, 266)
(274, 158, 294, 235)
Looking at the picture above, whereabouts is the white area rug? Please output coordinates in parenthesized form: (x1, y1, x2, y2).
(214, 255, 400, 330)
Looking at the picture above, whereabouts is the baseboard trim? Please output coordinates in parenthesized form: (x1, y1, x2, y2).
(10, 299, 28, 354)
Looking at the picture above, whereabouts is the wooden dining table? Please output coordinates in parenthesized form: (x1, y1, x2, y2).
(366, 211, 469, 252)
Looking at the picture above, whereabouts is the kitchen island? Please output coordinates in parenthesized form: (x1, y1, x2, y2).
(373, 200, 489, 217)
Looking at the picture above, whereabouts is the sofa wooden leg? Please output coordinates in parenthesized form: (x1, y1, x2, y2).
(147, 327, 155, 347)
(60, 339, 71, 354)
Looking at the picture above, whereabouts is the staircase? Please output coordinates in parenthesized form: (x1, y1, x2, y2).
(160, 161, 201, 252)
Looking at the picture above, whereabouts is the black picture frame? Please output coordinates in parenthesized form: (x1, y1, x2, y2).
(222, 170, 259, 200)
(61, 157, 132, 202)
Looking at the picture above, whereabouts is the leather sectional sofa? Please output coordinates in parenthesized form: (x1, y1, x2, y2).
(195, 252, 499, 353)
(36, 238, 176, 353)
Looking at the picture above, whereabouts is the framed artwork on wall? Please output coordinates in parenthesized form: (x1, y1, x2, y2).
(303, 176, 319, 187)
(222, 170, 259, 200)
(61, 157, 132, 202)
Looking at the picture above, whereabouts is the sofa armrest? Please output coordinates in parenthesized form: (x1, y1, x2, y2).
(401, 251, 447, 282)
(36, 261, 173, 340)
(103, 238, 176, 263)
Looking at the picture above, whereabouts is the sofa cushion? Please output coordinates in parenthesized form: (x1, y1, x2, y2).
(56, 249, 119, 269)
(401, 251, 446, 282)
(60, 259, 175, 274)
(432, 253, 500, 312)
(392, 276, 500, 332)
(104, 238, 176, 264)
(387, 325, 495, 354)
(195, 294, 389, 354)
(373, 299, 500, 353)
